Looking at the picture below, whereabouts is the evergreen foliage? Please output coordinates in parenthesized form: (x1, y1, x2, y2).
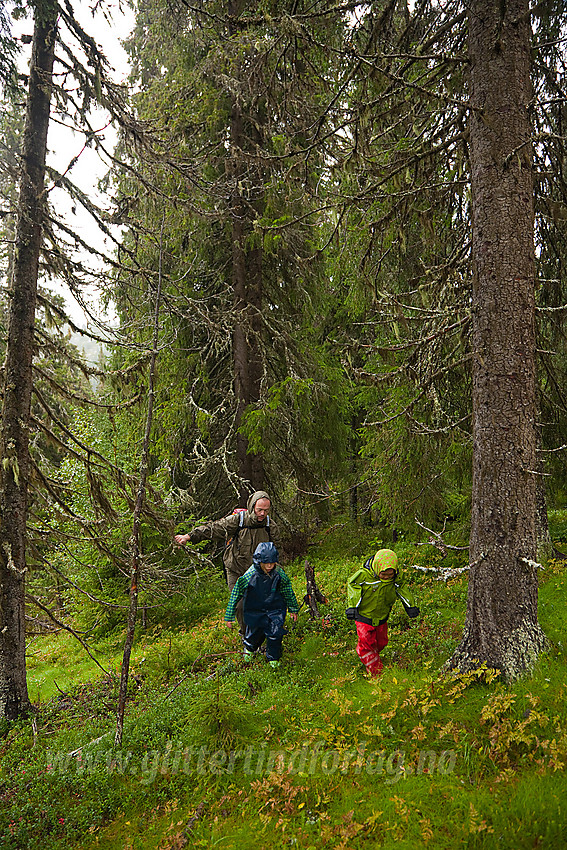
(0, 0, 566, 719)
(110, 0, 354, 519)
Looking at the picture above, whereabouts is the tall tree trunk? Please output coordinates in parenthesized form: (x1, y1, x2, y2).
(116, 216, 164, 746)
(0, 2, 57, 720)
(232, 172, 264, 501)
(449, 0, 546, 678)
(228, 2, 265, 503)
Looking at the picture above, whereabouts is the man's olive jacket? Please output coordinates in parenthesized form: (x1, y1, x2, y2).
(189, 490, 282, 578)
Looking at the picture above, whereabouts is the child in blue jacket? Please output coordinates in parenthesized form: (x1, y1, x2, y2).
(224, 541, 299, 667)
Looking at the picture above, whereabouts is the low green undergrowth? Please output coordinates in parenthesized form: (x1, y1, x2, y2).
(2, 522, 567, 849)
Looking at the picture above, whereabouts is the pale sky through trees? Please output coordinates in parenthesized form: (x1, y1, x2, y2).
(9, 1, 134, 332)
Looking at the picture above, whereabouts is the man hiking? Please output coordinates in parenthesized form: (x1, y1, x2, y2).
(174, 490, 282, 632)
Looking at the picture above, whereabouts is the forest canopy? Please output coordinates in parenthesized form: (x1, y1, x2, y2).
(1, 0, 567, 718)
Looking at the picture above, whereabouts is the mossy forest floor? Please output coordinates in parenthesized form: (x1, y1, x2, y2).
(2, 521, 567, 849)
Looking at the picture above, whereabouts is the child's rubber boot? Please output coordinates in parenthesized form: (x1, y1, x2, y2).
(268, 660, 280, 669)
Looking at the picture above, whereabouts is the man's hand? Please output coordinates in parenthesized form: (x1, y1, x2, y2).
(174, 533, 191, 546)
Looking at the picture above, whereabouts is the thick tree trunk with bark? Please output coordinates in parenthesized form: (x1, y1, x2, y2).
(449, 0, 547, 679)
(0, 3, 57, 720)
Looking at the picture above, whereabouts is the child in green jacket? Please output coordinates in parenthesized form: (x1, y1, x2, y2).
(346, 548, 415, 676)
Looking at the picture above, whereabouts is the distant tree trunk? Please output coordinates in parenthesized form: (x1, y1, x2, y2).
(449, 0, 546, 678)
(349, 484, 358, 523)
(116, 216, 163, 746)
(535, 478, 554, 563)
(232, 177, 264, 501)
(228, 2, 265, 503)
(0, 3, 57, 721)
(534, 419, 556, 563)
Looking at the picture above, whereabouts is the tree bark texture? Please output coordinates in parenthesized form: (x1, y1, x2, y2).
(449, 0, 546, 678)
(0, 3, 57, 720)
